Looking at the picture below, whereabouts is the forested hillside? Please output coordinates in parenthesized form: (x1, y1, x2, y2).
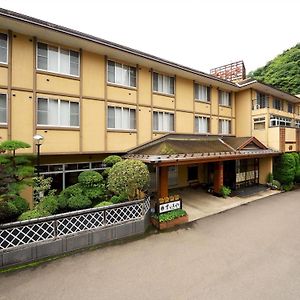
(249, 44, 300, 95)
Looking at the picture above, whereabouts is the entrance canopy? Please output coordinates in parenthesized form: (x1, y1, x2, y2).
(125, 134, 279, 166)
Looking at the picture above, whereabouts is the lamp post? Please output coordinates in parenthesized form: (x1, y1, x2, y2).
(33, 134, 44, 178)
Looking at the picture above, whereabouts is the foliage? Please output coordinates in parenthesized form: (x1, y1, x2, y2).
(271, 180, 281, 190)
(10, 196, 29, 215)
(58, 183, 92, 211)
(274, 153, 296, 185)
(282, 183, 294, 192)
(0, 140, 35, 197)
(295, 168, 300, 183)
(110, 193, 128, 204)
(249, 44, 300, 95)
(219, 186, 231, 198)
(101, 168, 111, 179)
(94, 201, 113, 208)
(37, 195, 58, 214)
(33, 176, 54, 204)
(0, 201, 18, 223)
(154, 209, 187, 223)
(18, 209, 50, 221)
(78, 171, 103, 187)
(103, 155, 122, 167)
(267, 173, 274, 183)
(107, 159, 150, 200)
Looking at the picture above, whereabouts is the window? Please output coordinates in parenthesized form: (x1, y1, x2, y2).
(218, 90, 231, 106)
(253, 92, 268, 109)
(269, 115, 292, 127)
(0, 94, 7, 124)
(107, 60, 136, 88)
(253, 117, 265, 130)
(107, 106, 136, 130)
(37, 98, 79, 127)
(37, 42, 79, 76)
(287, 102, 294, 113)
(153, 72, 175, 95)
(195, 116, 210, 133)
(295, 119, 300, 128)
(153, 111, 174, 132)
(0, 33, 8, 64)
(273, 98, 282, 110)
(194, 84, 210, 102)
(219, 119, 231, 134)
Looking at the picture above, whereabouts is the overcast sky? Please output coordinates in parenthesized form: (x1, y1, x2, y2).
(1, 0, 299, 74)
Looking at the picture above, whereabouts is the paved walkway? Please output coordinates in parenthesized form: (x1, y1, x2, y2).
(1, 190, 300, 300)
(181, 186, 280, 221)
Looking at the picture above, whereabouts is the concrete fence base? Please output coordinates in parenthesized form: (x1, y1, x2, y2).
(0, 212, 150, 269)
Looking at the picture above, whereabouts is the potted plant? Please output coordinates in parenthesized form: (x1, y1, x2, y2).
(151, 209, 188, 230)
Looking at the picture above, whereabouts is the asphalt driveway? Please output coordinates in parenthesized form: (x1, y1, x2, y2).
(1, 190, 300, 300)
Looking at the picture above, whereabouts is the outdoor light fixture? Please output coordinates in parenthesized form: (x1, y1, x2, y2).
(33, 134, 44, 178)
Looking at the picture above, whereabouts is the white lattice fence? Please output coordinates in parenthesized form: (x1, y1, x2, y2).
(0, 221, 55, 250)
(0, 197, 150, 251)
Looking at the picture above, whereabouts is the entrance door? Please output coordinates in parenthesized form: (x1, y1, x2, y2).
(188, 166, 198, 181)
(223, 160, 236, 189)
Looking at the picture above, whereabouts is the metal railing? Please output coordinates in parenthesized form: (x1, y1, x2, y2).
(0, 197, 150, 251)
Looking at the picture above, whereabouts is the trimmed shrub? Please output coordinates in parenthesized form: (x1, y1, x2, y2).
(107, 159, 150, 200)
(67, 194, 91, 210)
(103, 155, 122, 167)
(295, 168, 300, 183)
(0, 201, 18, 223)
(18, 209, 50, 221)
(272, 180, 281, 189)
(10, 196, 29, 214)
(282, 183, 294, 192)
(78, 171, 103, 187)
(274, 153, 296, 185)
(37, 195, 58, 214)
(94, 201, 113, 208)
(110, 193, 128, 204)
(267, 173, 274, 183)
(156, 209, 187, 223)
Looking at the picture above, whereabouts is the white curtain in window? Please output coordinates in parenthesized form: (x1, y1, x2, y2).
(108, 107, 115, 128)
(60, 101, 70, 126)
(157, 74, 163, 93)
(130, 109, 136, 129)
(115, 63, 123, 85)
(60, 49, 70, 74)
(48, 99, 58, 125)
(163, 76, 169, 94)
(115, 107, 122, 128)
(163, 113, 170, 131)
(122, 108, 130, 129)
(158, 112, 163, 131)
(48, 46, 58, 72)
(123, 66, 130, 86)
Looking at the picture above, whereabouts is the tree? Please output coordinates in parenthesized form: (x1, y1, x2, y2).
(249, 44, 300, 95)
(274, 153, 296, 185)
(107, 159, 150, 200)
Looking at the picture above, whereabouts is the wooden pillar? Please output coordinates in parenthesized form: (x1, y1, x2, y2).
(214, 161, 223, 193)
(158, 166, 169, 198)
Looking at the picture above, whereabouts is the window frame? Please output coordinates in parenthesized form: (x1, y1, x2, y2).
(107, 60, 137, 88)
(273, 98, 283, 110)
(218, 90, 231, 107)
(0, 93, 7, 125)
(253, 117, 266, 130)
(152, 72, 175, 96)
(107, 105, 136, 130)
(195, 115, 210, 134)
(295, 119, 300, 128)
(37, 97, 80, 128)
(218, 118, 232, 135)
(269, 115, 292, 127)
(194, 83, 210, 102)
(287, 102, 294, 114)
(36, 42, 80, 77)
(0, 32, 8, 65)
(153, 111, 175, 132)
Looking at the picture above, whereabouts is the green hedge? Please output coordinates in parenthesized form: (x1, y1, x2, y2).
(155, 209, 187, 223)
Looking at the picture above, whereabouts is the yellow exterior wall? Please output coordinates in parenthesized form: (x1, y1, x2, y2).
(268, 127, 280, 150)
(37, 129, 80, 153)
(0, 67, 8, 86)
(177, 165, 188, 187)
(211, 116, 219, 135)
(107, 132, 137, 151)
(259, 157, 273, 184)
(138, 67, 151, 106)
(107, 86, 137, 104)
(176, 77, 193, 112)
(210, 87, 219, 115)
(195, 101, 210, 115)
(235, 89, 251, 137)
(219, 106, 232, 117)
(285, 127, 296, 141)
(11, 34, 33, 89)
(11, 91, 34, 152)
(138, 106, 152, 144)
(82, 99, 105, 152)
(37, 74, 80, 95)
(285, 143, 296, 152)
(0, 128, 8, 141)
(176, 111, 194, 133)
(82, 51, 105, 99)
(153, 94, 175, 110)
